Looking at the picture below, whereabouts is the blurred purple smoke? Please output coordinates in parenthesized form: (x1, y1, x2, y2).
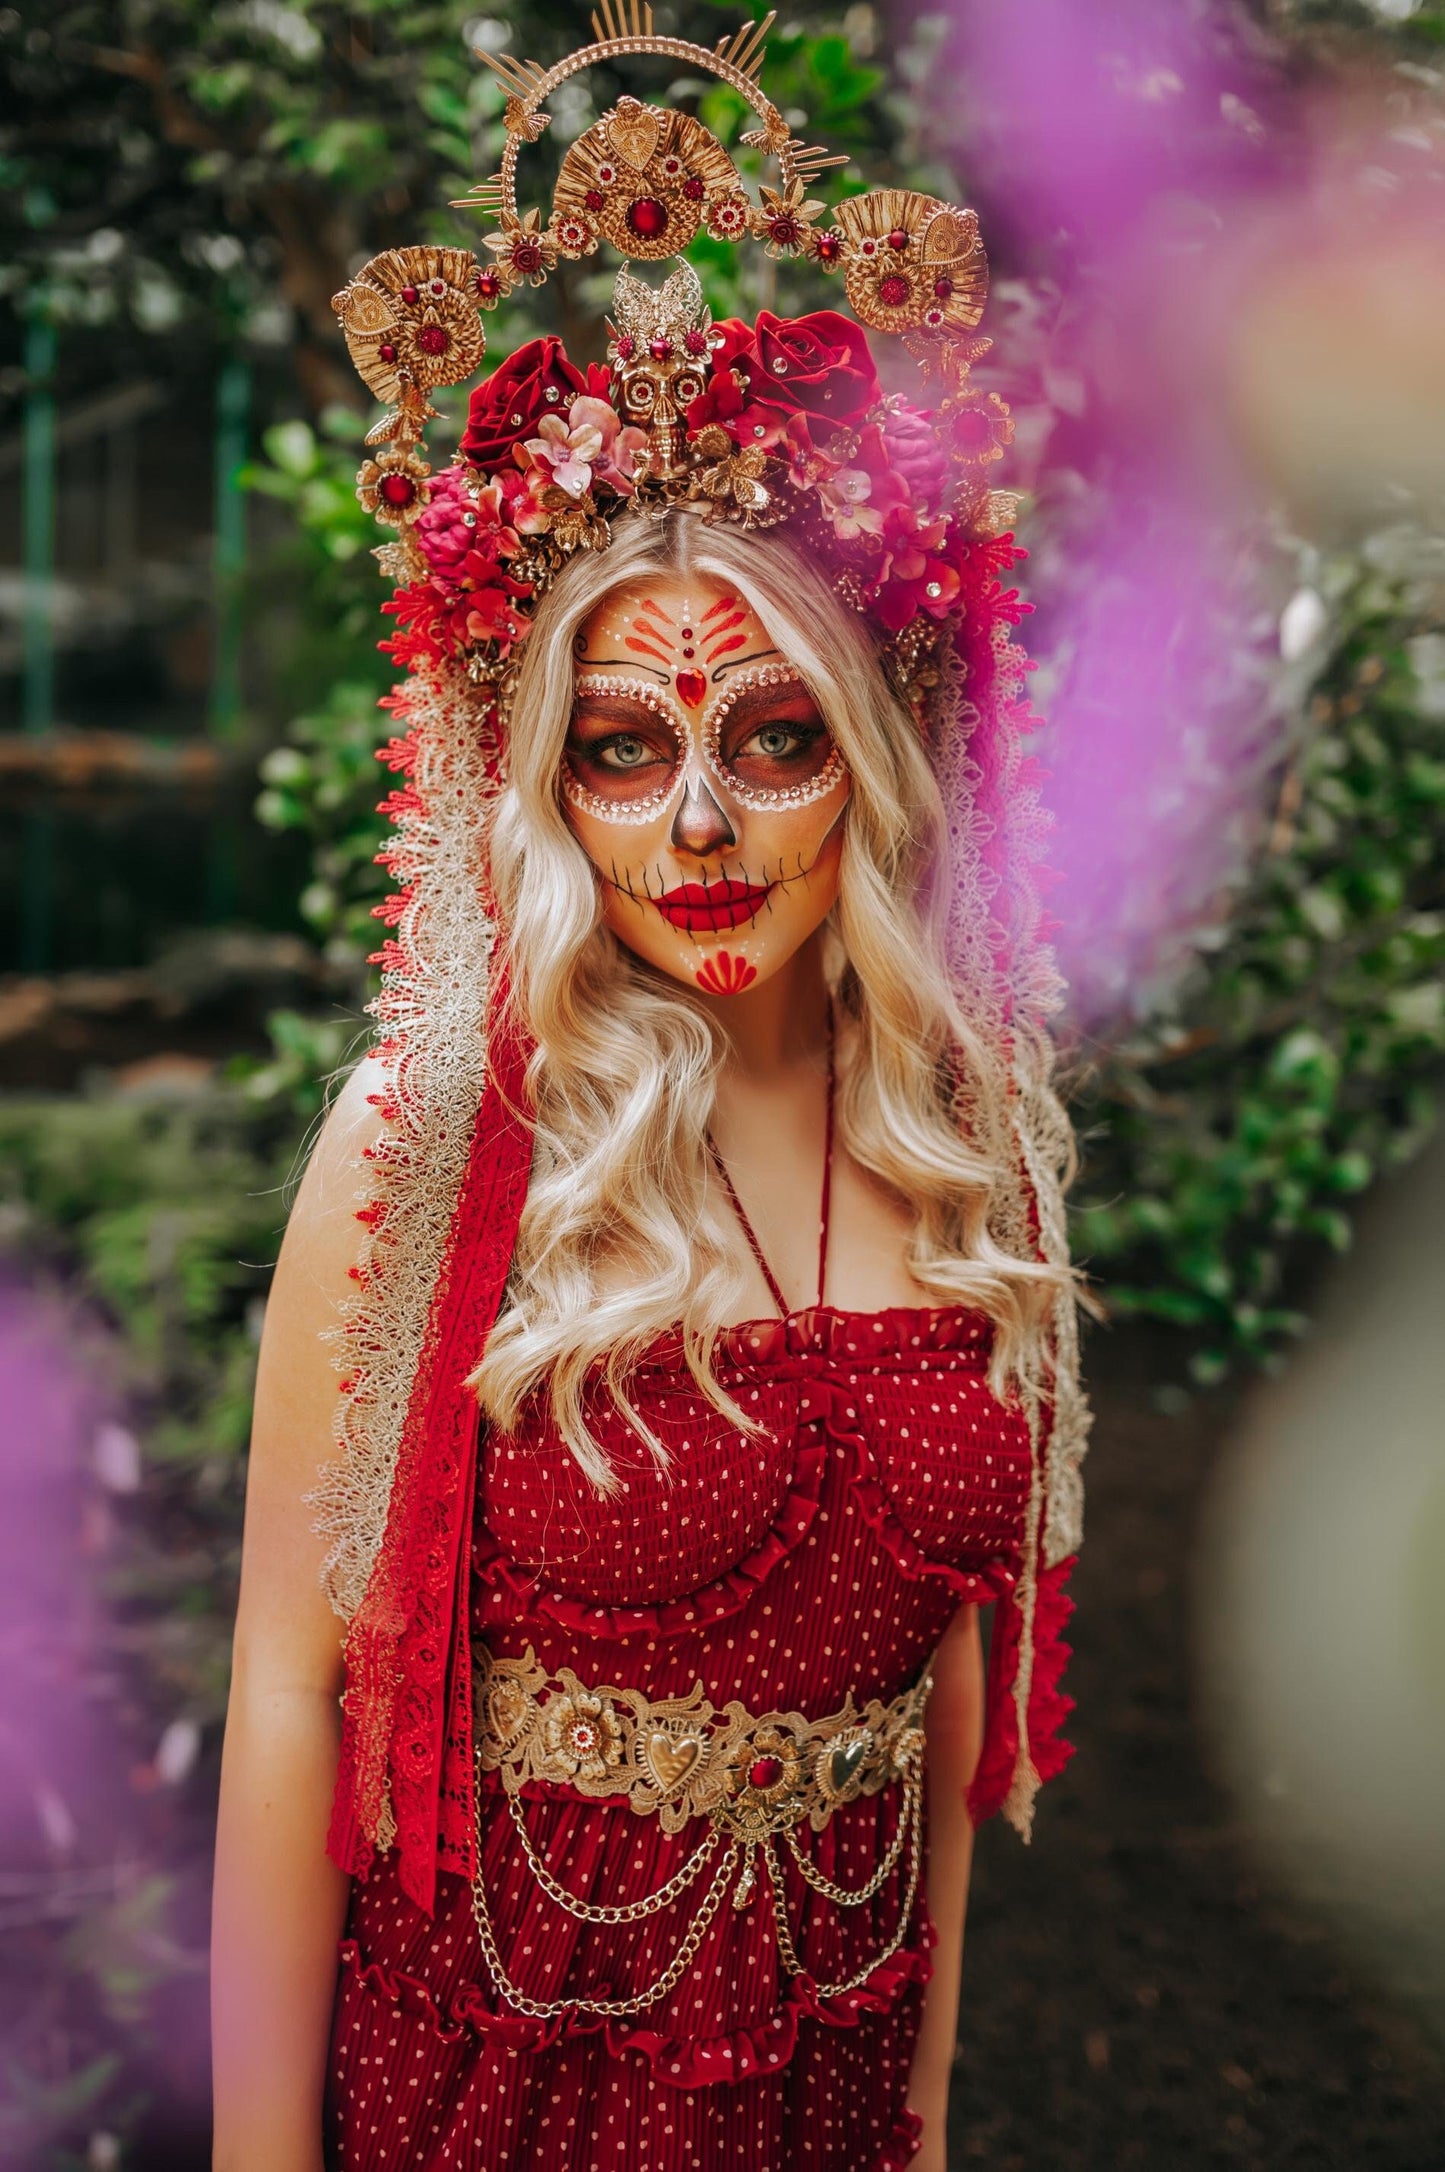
(930, 0, 1299, 1026)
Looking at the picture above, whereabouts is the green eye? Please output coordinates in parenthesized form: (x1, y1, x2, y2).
(754, 726, 795, 757)
(599, 735, 650, 769)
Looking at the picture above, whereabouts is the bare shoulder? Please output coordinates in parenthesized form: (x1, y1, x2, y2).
(236, 1052, 393, 1684)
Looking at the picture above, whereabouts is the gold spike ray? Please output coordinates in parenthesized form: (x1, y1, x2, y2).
(477, 51, 546, 96)
(789, 142, 850, 179)
(591, 0, 655, 40)
(720, 12, 775, 78)
(449, 172, 506, 215)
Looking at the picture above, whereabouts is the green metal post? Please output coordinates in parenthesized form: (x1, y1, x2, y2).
(207, 355, 252, 921)
(209, 354, 251, 739)
(21, 316, 57, 972)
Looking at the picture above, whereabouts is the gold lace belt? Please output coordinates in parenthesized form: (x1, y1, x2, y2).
(471, 1644, 934, 2021)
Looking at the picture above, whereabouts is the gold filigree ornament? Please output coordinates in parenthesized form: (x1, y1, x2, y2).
(331, 245, 487, 413)
(832, 188, 989, 337)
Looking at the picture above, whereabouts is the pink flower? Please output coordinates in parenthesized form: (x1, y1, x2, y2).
(818, 466, 884, 541)
(414, 466, 483, 586)
(415, 470, 520, 591)
(524, 409, 606, 497)
(879, 400, 950, 509)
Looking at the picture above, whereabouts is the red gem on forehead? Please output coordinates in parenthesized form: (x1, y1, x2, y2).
(627, 197, 670, 241)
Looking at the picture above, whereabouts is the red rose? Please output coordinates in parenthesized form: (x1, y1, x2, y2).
(750, 310, 881, 427)
(460, 338, 610, 470)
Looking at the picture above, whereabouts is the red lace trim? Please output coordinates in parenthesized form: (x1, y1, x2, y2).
(328, 985, 536, 1912)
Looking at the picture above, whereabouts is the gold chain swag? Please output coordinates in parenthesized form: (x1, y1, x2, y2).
(469, 1644, 934, 2018)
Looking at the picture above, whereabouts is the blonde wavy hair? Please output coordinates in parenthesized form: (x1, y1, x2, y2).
(470, 510, 1066, 1487)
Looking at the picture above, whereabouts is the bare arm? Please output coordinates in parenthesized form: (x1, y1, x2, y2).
(906, 1601, 986, 2170)
(211, 1058, 387, 2172)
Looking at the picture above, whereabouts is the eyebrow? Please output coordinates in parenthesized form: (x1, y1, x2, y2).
(575, 654, 671, 682)
(717, 676, 820, 724)
(712, 646, 785, 682)
(568, 690, 679, 729)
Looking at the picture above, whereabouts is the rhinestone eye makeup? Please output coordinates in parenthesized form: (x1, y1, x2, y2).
(562, 675, 686, 825)
(701, 665, 849, 813)
(564, 665, 850, 827)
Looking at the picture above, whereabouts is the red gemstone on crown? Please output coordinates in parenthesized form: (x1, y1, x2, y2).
(649, 336, 673, 361)
(933, 276, 954, 300)
(815, 231, 844, 265)
(416, 324, 449, 356)
(429, 278, 446, 296)
(378, 342, 398, 363)
(400, 285, 419, 305)
(887, 229, 910, 251)
(615, 335, 636, 360)
(684, 328, 709, 356)
(627, 197, 670, 241)
(683, 176, 706, 202)
(475, 270, 502, 299)
(585, 189, 606, 213)
(879, 273, 911, 307)
(379, 473, 416, 509)
(748, 1755, 783, 1792)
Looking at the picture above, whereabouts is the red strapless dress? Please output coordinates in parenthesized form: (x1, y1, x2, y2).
(324, 1301, 1074, 2169)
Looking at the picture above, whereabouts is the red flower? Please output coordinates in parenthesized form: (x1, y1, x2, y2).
(751, 310, 881, 428)
(687, 312, 881, 445)
(460, 337, 611, 471)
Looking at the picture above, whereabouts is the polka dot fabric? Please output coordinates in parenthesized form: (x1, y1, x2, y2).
(326, 1305, 1075, 2169)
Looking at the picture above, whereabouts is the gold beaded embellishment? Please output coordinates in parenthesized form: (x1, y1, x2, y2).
(469, 1644, 933, 2018)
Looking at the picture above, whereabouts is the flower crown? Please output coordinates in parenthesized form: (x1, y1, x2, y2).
(330, 6, 1020, 719)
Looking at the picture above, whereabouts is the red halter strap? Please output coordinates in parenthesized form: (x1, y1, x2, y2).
(708, 1006, 835, 1318)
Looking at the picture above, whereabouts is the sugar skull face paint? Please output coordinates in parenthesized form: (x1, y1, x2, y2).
(562, 573, 852, 996)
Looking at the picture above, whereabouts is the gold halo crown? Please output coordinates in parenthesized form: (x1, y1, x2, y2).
(329, 8, 1019, 708)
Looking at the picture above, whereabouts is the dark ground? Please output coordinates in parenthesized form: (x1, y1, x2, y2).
(953, 1325, 1445, 2170)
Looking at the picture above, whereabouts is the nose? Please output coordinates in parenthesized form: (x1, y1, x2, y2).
(670, 774, 737, 857)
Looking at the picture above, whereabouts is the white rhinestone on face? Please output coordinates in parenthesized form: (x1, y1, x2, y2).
(561, 674, 686, 827)
(701, 665, 849, 812)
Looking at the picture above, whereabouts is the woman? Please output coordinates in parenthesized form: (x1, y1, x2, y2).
(212, 27, 1087, 2171)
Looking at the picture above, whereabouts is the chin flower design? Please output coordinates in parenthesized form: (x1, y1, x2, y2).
(695, 951, 758, 996)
